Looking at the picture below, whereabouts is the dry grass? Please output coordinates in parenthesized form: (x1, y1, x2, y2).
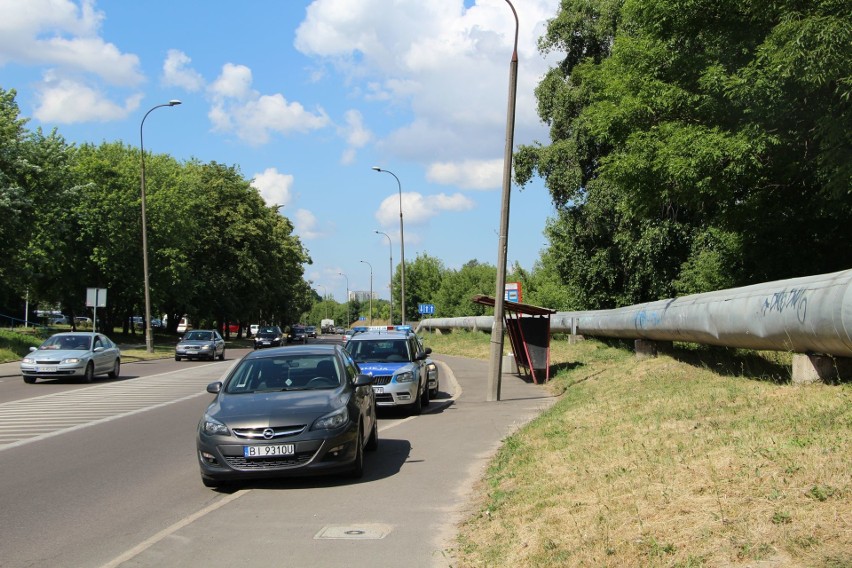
(426, 331, 852, 567)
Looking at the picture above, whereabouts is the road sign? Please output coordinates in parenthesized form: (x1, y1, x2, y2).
(418, 303, 435, 315)
(505, 282, 522, 303)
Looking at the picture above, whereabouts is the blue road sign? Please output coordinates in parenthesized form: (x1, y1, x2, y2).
(418, 303, 435, 315)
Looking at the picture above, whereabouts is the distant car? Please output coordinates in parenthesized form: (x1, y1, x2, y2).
(49, 315, 70, 325)
(177, 316, 192, 334)
(150, 318, 166, 330)
(306, 325, 317, 338)
(20, 332, 121, 384)
(341, 329, 356, 343)
(74, 316, 93, 327)
(176, 330, 226, 361)
(254, 326, 284, 349)
(345, 326, 431, 415)
(249, 324, 259, 337)
(334, 327, 345, 335)
(288, 325, 308, 344)
(196, 343, 377, 487)
(226, 322, 240, 333)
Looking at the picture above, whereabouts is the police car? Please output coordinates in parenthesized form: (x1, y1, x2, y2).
(344, 326, 432, 415)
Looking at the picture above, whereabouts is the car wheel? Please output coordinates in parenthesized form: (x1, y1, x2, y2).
(108, 359, 120, 379)
(365, 416, 378, 451)
(429, 381, 439, 399)
(421, 380, 430, 407)
(349, 426, 365, 479)
(23, 376, 36, 384)
(82, 362, 94, 383)
(175, 355, 181, 361)
(409, 385, 423, 416)
(218, 348, 225, 361)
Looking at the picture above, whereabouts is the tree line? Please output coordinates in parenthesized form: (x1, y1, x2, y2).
(0, 88, 313, 335)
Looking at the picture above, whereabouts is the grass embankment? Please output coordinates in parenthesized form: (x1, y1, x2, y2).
(421, 331, 851, 568)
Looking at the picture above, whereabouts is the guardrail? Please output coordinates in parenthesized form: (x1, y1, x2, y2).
(416, 269, 852, 360)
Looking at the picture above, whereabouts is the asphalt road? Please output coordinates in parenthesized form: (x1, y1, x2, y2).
(0, 338, 556, 568)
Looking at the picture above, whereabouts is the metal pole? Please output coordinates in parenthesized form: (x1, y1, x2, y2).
(140, 99, 181, 354)
(339, 272, 349, 326)
(372, 167, 405, 325)
(487, 1, 518, 402)
(361, 260, 373, 325)
(375, 230, 393, 324)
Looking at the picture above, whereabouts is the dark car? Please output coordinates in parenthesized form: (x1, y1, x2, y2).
(254, 326, 284, 349)
(306, 325, 317, 339)
(196, 344, 377, 487)
(175, 329, 226, 361)
(288, 325, 308, 344)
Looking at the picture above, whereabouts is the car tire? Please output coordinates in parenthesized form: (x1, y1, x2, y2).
(175, 355, 181, 361)
(409, 385, 423, 416)
(421, 380, 430, 407)
(23, 376, 36, 384)
(429, 381, 439, 399)
(349, 426, 365, 479)
(108, 359, 120, 379)
(218, 349, 225, 361)
(82, 362, 94, 383)
(365, 416, 378, 451)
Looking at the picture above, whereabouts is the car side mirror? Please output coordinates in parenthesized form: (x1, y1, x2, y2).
(353, 374, 374, 387)
(206, 381, 222, 394)
(425, 347, 432, 355)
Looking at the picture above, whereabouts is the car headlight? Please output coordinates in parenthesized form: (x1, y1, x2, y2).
(200, 344, 212, 350)
(22, 357, 34, 364)
(201, 414, 230, 436)
(395, 371, 414, 383)
(312, 406, 349, 431)
(62, 357, 83, 364)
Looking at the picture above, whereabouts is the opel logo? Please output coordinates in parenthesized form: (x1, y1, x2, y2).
(262, 428, 275, 439)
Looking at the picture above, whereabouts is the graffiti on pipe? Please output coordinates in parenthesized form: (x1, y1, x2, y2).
(760, 288, 808, 323)
(634, 309, 662, 329)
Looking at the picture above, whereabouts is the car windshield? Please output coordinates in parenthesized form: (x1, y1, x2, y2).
(224, 355, 342, 393)
(347, 339, 409, 363)
(40, 335, 91, 351)
(185, 331, 213, 341)
(258, 327, 278, 334)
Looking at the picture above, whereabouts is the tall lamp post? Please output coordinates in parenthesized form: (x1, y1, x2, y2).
(338, 272, 350, 326)
(371, 167, 406, 325)
(486, 0, 519, 401)
(374, 230, 393, 324)
(360, 260, 373, 325)
(317, 284, 328, 321)
(140, 99, 181, 353)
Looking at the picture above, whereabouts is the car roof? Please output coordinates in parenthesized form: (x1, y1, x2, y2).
(242, 343, 340, 360)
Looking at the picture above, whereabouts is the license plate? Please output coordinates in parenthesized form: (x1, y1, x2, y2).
(261, 341, 270, 345)
(373, 386, 384, 394)
(244, 444, 294, 457)
(36, 366, 57, 373)
(186, 350, 198, 354)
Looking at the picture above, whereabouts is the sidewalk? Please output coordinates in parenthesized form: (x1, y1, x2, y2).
(0, 361, 20, 379)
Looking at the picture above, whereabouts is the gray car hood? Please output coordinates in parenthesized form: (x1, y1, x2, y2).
(210, 389, 346, 427)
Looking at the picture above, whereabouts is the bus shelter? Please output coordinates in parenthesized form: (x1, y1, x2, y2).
(472, 295, 556, 384)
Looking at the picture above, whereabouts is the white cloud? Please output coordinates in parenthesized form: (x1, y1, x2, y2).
(293, 208, 324, 240)
(375, 191, 474, 227)
(208, 63, 330, 145)
(0, 0, 142, 86)
(251, 167, 295, 208)
(427, 159, 504, 190)
(33, 73, 142, 123)
(338, 109, 373, 164)
(162, 49, 205, 92)
(295, 0, 560, 167)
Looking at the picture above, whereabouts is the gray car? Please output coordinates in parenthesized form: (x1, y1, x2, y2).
(196, 344, 377, 488)
(20, 332, 121, 384)
(175, 330, 226, 361)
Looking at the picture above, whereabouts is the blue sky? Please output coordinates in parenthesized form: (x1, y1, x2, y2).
(0, 0, 561, 303)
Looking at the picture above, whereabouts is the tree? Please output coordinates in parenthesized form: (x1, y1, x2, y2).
(516, 0, 852, 306)
(398, 253, 445, 322)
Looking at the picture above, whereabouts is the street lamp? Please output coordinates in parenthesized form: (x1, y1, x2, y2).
(487, 0, 519, 402)
(360, 260, 373, 325)
(372, 166, 406, 325)
(374, 230, 393, 324)
(338, 272, 350, 326)
(140, 99, 181, 353)
(317, 284, 328, 320)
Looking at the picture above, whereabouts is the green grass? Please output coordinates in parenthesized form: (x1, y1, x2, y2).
(424, 330, 852, 568)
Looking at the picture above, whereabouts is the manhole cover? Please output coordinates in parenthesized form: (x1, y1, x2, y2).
(314, 523, 393, 540)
